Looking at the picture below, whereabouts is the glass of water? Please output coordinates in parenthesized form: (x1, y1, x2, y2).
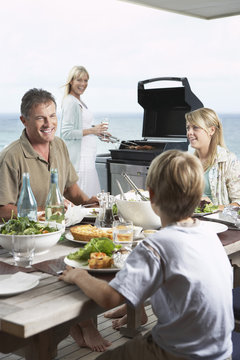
(12, 235, 35, 268)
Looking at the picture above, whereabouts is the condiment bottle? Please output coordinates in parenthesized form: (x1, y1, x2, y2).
(102, 193, 114, 228)
(45, 169, 65, 227)
(17, 172, 37, 221)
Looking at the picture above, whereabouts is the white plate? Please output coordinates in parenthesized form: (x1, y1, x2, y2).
(65, 228, 112, 244)
(65, 232, 89, 244)
(0, 273, 39, 296)
(64, 257, 119, 272)
(199, 220, 228, 233)
(85, 209, 100, 218)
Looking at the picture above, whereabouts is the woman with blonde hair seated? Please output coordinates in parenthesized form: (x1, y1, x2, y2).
(186, 107, 240, 210)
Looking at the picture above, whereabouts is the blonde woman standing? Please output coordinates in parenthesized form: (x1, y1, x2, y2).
(60, 66, 108, 197)
(186, 107, 240, 210)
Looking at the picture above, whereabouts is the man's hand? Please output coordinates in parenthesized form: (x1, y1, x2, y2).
(64, 184, 97, 206)
(82, 196, 99, 207)
(63, 198, 74, 211)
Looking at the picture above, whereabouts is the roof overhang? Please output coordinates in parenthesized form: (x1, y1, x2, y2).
(119, 0, 240, 19)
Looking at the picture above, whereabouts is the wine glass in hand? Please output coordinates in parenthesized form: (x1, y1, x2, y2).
(101, 118, 109, 141)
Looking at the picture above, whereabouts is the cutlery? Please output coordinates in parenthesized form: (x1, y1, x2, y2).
(116, 179, 127, 200)
(49, 264, 64, 275)
(107, 135, 120, 143)
(121, 141, 139, 148)
(121, 173, 149, 201)
(82, 202, 99, 208)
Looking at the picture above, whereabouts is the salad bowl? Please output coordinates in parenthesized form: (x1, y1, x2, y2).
(115, 191, 161, 230)
(0, 221, 63, 254)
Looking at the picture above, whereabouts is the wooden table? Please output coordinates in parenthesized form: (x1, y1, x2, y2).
(1, 227, 240, 359)
(218, 229, 240, 256)
(0, 239, 107, 360)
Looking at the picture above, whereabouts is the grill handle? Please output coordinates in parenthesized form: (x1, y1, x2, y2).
(138, 77, 190, 90)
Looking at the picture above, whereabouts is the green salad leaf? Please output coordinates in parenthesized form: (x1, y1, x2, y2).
(67, 237, 121, 262)
(112, 204, 118, 216)
(195, 200, 218, 214)
(0, 217, 58, 235)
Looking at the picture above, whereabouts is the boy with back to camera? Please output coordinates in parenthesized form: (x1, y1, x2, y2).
(60, 150, 234, 360)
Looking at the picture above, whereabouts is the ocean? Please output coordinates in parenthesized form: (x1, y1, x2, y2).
(0, 113, 239, 159)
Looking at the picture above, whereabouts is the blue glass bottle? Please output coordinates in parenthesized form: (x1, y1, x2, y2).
(17, 173, 37, 221)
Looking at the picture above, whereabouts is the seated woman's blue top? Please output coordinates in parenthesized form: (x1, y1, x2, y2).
(203, 168, 212, 201)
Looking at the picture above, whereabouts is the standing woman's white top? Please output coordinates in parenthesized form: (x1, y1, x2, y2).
(60, 66, 107, 197)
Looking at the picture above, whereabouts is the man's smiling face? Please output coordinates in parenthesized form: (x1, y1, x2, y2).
(20, 101, 57, 145)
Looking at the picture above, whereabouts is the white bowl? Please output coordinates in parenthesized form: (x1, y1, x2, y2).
(0, 221, 63, 254)
(115, 192, 161, 230)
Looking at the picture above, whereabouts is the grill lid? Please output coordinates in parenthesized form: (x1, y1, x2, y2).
(138, 77, 203, 139)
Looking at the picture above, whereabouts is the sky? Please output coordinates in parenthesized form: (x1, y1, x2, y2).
(0, 0, 240, 114)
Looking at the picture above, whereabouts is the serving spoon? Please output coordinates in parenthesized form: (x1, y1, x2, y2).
(121, 173, 149, 201)
(116, 179, 127, 200)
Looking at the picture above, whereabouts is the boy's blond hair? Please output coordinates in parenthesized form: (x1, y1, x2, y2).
(146, 150, 204, 222)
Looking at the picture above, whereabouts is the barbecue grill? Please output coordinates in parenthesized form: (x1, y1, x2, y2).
(97, 77, 203, 195)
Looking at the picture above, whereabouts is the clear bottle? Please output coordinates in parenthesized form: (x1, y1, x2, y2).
(45, 169, 65, 227)
(17, 172, 37, 221)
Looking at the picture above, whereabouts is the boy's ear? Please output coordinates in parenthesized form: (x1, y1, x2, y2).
(148, 188, 155, 203)
(148, 187, 160, 217)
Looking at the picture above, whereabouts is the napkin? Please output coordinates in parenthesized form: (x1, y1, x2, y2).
(0, 272, 40, 295)
(65, 205, 90, 227)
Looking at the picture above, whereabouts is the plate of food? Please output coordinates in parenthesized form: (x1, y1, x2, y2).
(64, 237, 131, 272)
(194, 199, 219, 216)
(64, 257, 119, 273)
(66, 224, 113, 244)
(65, 232, 88, 244)
(84, 208, 100, 218)
(204, 206, 240, 228)
(65, 224, 143, 244)
(65, 228, 112, 244)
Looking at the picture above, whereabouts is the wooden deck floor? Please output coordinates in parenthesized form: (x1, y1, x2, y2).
(0, 305, 157, 360)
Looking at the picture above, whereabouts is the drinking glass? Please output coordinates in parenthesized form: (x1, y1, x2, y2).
(101, 118, 109, 140)
(12, 235, 35, 268)
(113, 220, 134, 246)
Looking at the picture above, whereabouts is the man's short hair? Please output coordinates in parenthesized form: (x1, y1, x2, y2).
(20, 88, 57, 118)
(146, 150, 204, 222)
